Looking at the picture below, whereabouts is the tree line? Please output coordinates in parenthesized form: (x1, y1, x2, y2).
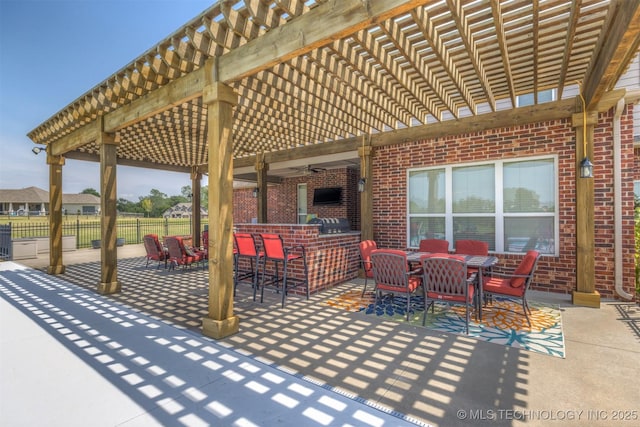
(81, 185, 209, 218)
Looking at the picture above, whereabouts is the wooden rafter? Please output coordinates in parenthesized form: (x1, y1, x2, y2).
(491, 0, 517, 107)
(446, 0, 497, 111)
(411, 6, 476, 115)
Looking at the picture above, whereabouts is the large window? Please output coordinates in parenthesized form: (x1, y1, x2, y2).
(408, 156, 557, 254)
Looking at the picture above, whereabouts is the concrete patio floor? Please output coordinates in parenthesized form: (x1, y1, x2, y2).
(2, 244, 639, 426)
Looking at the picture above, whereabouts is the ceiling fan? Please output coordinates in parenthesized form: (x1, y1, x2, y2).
(293, 165, 326, 175)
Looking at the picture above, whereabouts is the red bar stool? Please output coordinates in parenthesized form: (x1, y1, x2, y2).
(233, 233, 263, 299)
(258, 233, 309, 308)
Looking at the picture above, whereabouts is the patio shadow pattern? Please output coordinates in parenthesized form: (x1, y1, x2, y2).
(47, 255, 535, 426)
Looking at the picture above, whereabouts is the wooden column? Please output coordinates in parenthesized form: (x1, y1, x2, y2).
(572, 110, 599, 307)
(47, 151, 65, 275)
(97, 127, 121, 295)
(256, 153, 268, 223)
(201, 62, 239, 339)
(191, 168, 202, 248)
(358, 139, 374, 241)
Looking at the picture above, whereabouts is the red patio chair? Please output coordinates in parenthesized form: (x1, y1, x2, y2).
(370, 249, 423, 321)
(258, 233, 309, 308)
(420, 253, 476, 334)
(143, 233, 168, 269)
(455, 239, 489, 277)
(358, 240, 377, 296)
(482, 250, 541, 327)
(165, 235, 205, 271)
(418, 239, 450, 253)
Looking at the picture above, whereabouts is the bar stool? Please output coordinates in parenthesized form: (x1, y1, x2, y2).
(258, 233, 309, 308)
(233, 233, 263, 299)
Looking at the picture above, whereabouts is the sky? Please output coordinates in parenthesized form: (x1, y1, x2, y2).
(0, 0, 213, 201)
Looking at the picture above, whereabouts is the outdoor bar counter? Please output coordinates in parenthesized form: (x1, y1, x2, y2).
(234, 224, 361, 295)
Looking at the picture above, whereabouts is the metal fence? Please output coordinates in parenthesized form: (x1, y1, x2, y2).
(0, 224, 11, 260)
(2, 218, 195, 250)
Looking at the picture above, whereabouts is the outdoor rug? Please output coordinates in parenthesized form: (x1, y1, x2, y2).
(324, 289, 565, 358)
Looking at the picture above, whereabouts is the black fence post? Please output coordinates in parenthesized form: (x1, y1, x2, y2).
(136, 218, 141, 243)
(76, 218, 80, 249)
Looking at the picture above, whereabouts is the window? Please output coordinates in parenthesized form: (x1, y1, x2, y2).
(408, 156, 557, 254)
(517, 89, 555, 107)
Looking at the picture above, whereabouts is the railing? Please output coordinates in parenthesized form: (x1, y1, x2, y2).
(1, 218, 198, 250)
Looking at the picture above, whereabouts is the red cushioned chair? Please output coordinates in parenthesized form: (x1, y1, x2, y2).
(258, 233, 309, 308)
(419, 239, 450, 253)
(370, 249, 423, 321)
(233, 233, 263, 299)
(455, 239, 489, 277)
(420, 253, 476, 334)
(358, 240, 377, 296)
(143, 234, 168, 269)
(454, 239, 488, 255)
(165, 235, 205, 271)
(482, 250, 541, 327)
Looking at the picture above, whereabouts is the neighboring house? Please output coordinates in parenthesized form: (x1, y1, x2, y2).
(162, 202, 207, 219)
(0, 186, 100, 216)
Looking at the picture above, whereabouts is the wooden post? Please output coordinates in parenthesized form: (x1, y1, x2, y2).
(201, 59, 239, 339)
(358, 137, 374, 241)
(256, 152, 268, 223)
(47, 151, 65, 275)
(97, 125, 121, 295)
(191, 168, 202, 248)
(572, 109, 599, 307)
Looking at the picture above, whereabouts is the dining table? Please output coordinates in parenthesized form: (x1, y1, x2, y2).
(405, 251, 499, 321)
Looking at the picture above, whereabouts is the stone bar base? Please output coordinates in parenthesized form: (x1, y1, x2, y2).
(97, 281, 122, 295)
(202, 316, 239, 339)
(47, 265, 66, 275)
(572, 290, 600, 308)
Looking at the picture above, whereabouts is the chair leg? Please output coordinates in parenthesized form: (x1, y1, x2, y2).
(251, 256, 260, 302)
(361, 276, 368, 297)
(406, 294, 411, 321)
(465, 305, 470, 335)
(281, 259, 288, 308)
(522, 298, 531, 327)
(302, 253, 309, 300)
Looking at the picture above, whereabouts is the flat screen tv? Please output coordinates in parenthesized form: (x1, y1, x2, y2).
(313, 187, 342, 206)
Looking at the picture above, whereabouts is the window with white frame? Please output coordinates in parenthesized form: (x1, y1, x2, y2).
(517, 89, 555, 107)
(408, 156, 557, 255)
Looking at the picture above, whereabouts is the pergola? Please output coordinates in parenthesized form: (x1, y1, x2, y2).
(28, 0, 640, 338)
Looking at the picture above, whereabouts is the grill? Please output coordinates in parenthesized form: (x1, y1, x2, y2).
(308, 217, 351, 234)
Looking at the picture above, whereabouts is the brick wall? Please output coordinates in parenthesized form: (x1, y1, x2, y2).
(231, 105, 636, 299)
(233, 168, 359, 227)
(370, 105, 635, 298)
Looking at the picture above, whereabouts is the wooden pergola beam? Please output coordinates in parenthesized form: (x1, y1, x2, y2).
(583, 0, 640, 109)
(217, 0, 434, 83)
(234, 97, 576, 168)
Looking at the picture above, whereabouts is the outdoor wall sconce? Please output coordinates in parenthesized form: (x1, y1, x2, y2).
(579, 156, 594, 178)
(358, 178, 366, 193)
(577, 85, 594, 179)
(252, 187, 259, 198)
(31, 146, 44, 155)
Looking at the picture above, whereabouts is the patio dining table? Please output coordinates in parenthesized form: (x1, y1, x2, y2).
(405, 251, 499, 321)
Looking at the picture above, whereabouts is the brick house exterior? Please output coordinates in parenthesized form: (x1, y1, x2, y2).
(234, 103, 637, 300)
